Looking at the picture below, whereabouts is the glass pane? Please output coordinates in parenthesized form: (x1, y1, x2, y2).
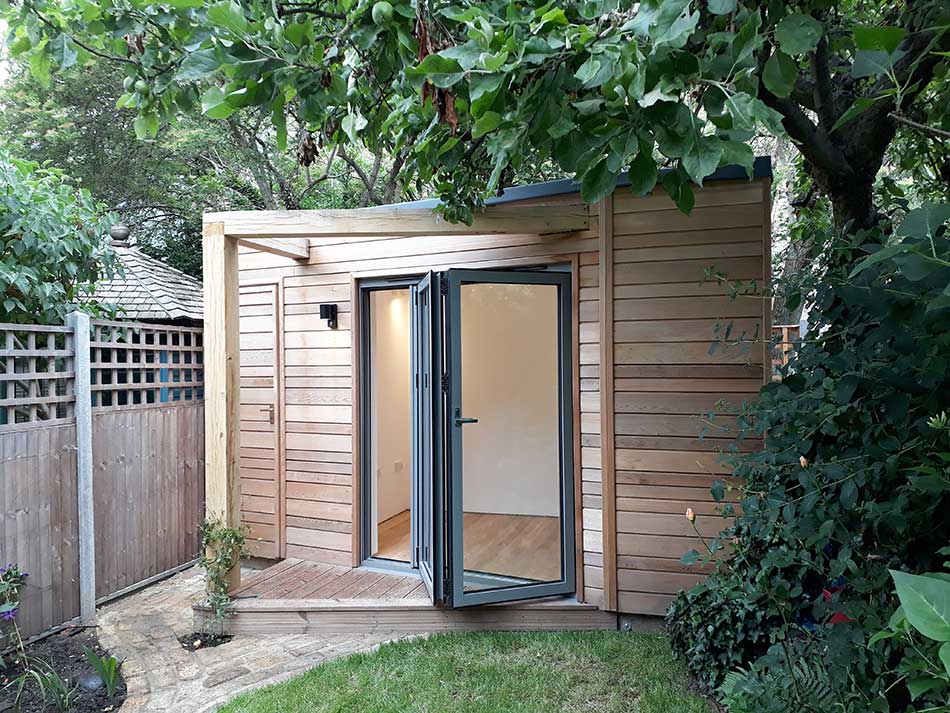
(459, 282, 563, 592)
(369, 289, 412, 562)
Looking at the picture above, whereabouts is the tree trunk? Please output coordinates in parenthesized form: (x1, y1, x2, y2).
(828, 179, 878, 232)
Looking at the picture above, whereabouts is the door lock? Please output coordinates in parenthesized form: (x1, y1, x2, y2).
(454, 408, 478, 426)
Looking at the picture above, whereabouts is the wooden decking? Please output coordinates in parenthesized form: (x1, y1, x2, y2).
(193, 559, 617, 635)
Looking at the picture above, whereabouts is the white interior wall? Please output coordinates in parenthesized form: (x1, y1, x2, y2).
(460, 283, 560, 517)
(369, 289, 412, 553)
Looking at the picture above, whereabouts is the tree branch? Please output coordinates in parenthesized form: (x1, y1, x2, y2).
(888, 112, 950, 140)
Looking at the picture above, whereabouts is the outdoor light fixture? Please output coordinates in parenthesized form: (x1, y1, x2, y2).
(320, 303, 339, 329)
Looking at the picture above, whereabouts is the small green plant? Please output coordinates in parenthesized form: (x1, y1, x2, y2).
(0, 563, 29, 668)
(83, 645, 122, 701)
(198, 518, 249, 635)
(6, 658, 79, 712)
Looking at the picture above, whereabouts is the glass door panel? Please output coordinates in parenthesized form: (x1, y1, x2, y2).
(445, 269, 574, 607)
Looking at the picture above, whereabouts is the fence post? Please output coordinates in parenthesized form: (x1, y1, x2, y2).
(67, 311, 96, 625)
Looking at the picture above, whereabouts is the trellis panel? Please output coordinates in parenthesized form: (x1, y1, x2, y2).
(0, 323, 75, 426)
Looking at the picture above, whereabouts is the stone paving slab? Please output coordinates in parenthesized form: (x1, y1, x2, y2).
(97, 567, 402, 712)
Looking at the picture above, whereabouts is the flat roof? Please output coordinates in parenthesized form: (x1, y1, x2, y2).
(382, 156, 772, 211)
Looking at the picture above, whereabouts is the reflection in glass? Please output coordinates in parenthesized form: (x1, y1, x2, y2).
(458, 282, 563, 592)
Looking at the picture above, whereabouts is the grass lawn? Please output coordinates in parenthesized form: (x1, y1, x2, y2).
(218, 631, 710, 713)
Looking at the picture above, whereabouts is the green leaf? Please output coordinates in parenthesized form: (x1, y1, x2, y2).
(774, 13, 823, 55)
(206, 0, 248, 34)
(29, 51, 51, 89)
(472, 111, 502, 138)
(763, 51, 797, 97)
(707, 0, 736, 15)
(890, 570, 950, 642)
(405, 54, 465, 88)
(940, 641, 950, 676)
(49, 34, 78, 70)
(681, 549, 700, 566)
(200, 86, 236, 119)
(547, 116, 574, 140)
(177, 49, 221, 81)
(852, 48, 907, 78)
(896, 203, 950, 240)
(627, 144, 658, 197)
(661, 169, 695, 214)
(849, 243, 910, 278)
(682, 135, 723, 186)
(341, 111, 368, 146)
(830, 97, 879, 132)
(580, 158, 618, 204)
(853, 26, 906, 54)
(719, 140, 754, 178)
(469, 74, 503, 118)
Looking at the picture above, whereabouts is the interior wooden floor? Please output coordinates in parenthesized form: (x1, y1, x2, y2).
(193, 558, 616, 635)
(373, 510, 561, 582)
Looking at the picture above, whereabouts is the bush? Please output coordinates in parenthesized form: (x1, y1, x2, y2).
(667, 204, 950, 711)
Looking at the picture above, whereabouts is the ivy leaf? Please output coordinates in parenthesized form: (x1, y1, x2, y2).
(763, 51, 797, 98)
(580, 158, 619, 204)
(853, 26, 906, 54)
(890, 570, 950, 642)
(775, 13, 822, 55)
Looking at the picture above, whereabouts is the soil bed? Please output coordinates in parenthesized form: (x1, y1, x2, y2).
(177, 632, 233, 652)
(0, 627, 126, 713)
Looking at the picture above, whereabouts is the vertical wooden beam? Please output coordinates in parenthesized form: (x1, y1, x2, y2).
(350, 276, 362, 567)
(202, 222, 241, 590)
(275, 280, 288, 558)
(570, 254, 584, 603)
(67, 310, 96, 624)
(598, 194, 618, 612)
(762, 178, 773, 386)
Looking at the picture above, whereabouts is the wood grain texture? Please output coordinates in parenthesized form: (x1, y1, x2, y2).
(211, 204, 589, 238)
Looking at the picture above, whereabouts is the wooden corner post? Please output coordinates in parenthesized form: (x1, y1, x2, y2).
(598, 194, 618, 612)
(202, 221, 242, 591)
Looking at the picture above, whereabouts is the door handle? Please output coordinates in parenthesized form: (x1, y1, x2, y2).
(454, 408, 478, 426)
(260, 404, 275, 424)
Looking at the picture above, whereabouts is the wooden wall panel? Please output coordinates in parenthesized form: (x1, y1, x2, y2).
(609, 178, 769, 617)
(239, 285, 281, 558)
(234, 178, 769, 621)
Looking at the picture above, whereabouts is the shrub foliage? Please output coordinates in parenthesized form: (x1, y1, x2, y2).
(667, 204, 950, 712)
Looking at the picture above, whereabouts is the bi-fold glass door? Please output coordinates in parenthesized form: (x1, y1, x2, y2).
(440, 269, 575, 607)
(376, 267, 575, 608)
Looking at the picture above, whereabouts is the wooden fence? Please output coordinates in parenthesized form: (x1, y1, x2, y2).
(772, 324, 801, 370)
(0, 316, 205, 641)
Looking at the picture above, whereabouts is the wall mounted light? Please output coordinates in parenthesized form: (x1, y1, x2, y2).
(319, 303, 339, 329)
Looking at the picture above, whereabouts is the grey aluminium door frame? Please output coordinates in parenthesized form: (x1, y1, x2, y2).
(443, 268, 576, 608)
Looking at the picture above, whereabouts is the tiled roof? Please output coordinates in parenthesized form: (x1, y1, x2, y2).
(93, 241, 203, 322)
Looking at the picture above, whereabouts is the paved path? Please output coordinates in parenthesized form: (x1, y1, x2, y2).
(97, 567, 398, 712)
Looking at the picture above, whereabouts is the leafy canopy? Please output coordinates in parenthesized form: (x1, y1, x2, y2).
(0, 150, 119, 324)
(4, 0, 946, 223)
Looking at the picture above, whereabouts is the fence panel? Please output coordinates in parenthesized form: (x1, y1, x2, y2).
(92, 403, 205, 599)
(0, 318, 205, 642)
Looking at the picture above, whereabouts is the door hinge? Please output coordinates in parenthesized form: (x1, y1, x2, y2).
(441, 373, 449, 392)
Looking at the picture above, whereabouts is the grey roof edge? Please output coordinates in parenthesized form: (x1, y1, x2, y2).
(378, 156, 772, 211)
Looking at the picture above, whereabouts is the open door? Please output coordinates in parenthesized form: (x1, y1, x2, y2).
(443, 269, 575, 608)
(410, 272, 443, 604)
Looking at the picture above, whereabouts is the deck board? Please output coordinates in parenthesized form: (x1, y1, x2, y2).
(198, 559, 616, 635)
